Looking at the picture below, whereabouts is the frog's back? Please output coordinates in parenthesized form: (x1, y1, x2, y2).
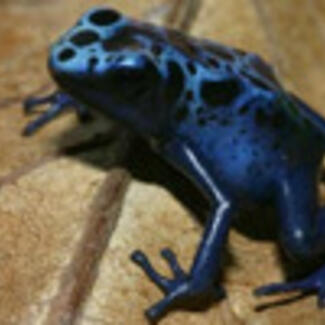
(161, 34, 324, 202)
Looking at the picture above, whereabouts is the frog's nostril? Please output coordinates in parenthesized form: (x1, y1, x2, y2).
(70, 30, 100, 47)
(89, 9, 120, 26)
(58, 48, 76, 62)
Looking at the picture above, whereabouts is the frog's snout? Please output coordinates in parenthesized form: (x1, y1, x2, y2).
(48, 7, 123, 79)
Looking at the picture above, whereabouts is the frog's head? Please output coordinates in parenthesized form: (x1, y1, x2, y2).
(48, 7, 179, 136)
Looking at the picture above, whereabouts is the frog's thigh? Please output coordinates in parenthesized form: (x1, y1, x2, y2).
(275, 166, 323, 261)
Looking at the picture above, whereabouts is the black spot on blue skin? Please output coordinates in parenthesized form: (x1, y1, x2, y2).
(239, 128, 247, 134)
(102, 30, 140, 52)
(174, 105, 189, 122)
(197, 117, 207, 126)
(88, 57, 98, 72)
(70, 30, 100, 47)
(58, 48, 75, 62)
(207, 57, 220, 68)
(186, 61, 197, 75)
(89, 9, 120, 26)
(255, 108, 268, 126)
(201, 79, 240, 107)
(124, 25, 164, 46)
(238, 103, 250, 115)
(197, 106, 204, 114)
(165, 61, 184, 104)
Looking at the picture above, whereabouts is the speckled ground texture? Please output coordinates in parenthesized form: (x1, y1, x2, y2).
(1, 0, 325, 324)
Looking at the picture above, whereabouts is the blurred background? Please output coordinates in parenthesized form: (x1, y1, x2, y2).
(0, 1, 324, 324)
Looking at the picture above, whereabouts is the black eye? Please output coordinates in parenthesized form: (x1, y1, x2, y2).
(58, 48, 76, 62)
(70, 30, 99, 47)
(108, 59, 161, 102)
(110, 69, 147, 100)
(89, 9, 120, 26)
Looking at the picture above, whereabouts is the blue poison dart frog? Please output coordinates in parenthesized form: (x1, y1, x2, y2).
(23, 7, 325, 322)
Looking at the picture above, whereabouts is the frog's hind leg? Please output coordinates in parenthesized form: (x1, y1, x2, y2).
(23, 91, 92, 136)
(255, 165, 325, 306)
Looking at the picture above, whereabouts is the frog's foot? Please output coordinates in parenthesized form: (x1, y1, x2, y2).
(23, 91, 92, 136)
(131, 248, 225, 322)
(254, 265, 325, 307)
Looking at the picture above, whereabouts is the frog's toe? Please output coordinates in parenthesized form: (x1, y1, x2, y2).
(254, 279, 309, 296)
(23, 91, 92, 136)
(24, 92, 57, 114)
(160, 248, 186, 279)
(131, 248, 225, 321)
(23, 103, 66, 136)
(131, 249, 172, 293)
(255, 265, 325, 308)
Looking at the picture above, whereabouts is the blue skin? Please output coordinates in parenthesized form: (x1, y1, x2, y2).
(23, 7, 325, 322)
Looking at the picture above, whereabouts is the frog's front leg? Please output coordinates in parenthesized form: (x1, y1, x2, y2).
(131, 139, 235, 322)
(255, 166, 325, 306)
(23, 91, 92, 136)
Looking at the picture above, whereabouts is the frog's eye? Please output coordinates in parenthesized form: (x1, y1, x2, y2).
(113, 66, 146, 85)
(89, 9, 120, 26)
(107, 58, 161, 102)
